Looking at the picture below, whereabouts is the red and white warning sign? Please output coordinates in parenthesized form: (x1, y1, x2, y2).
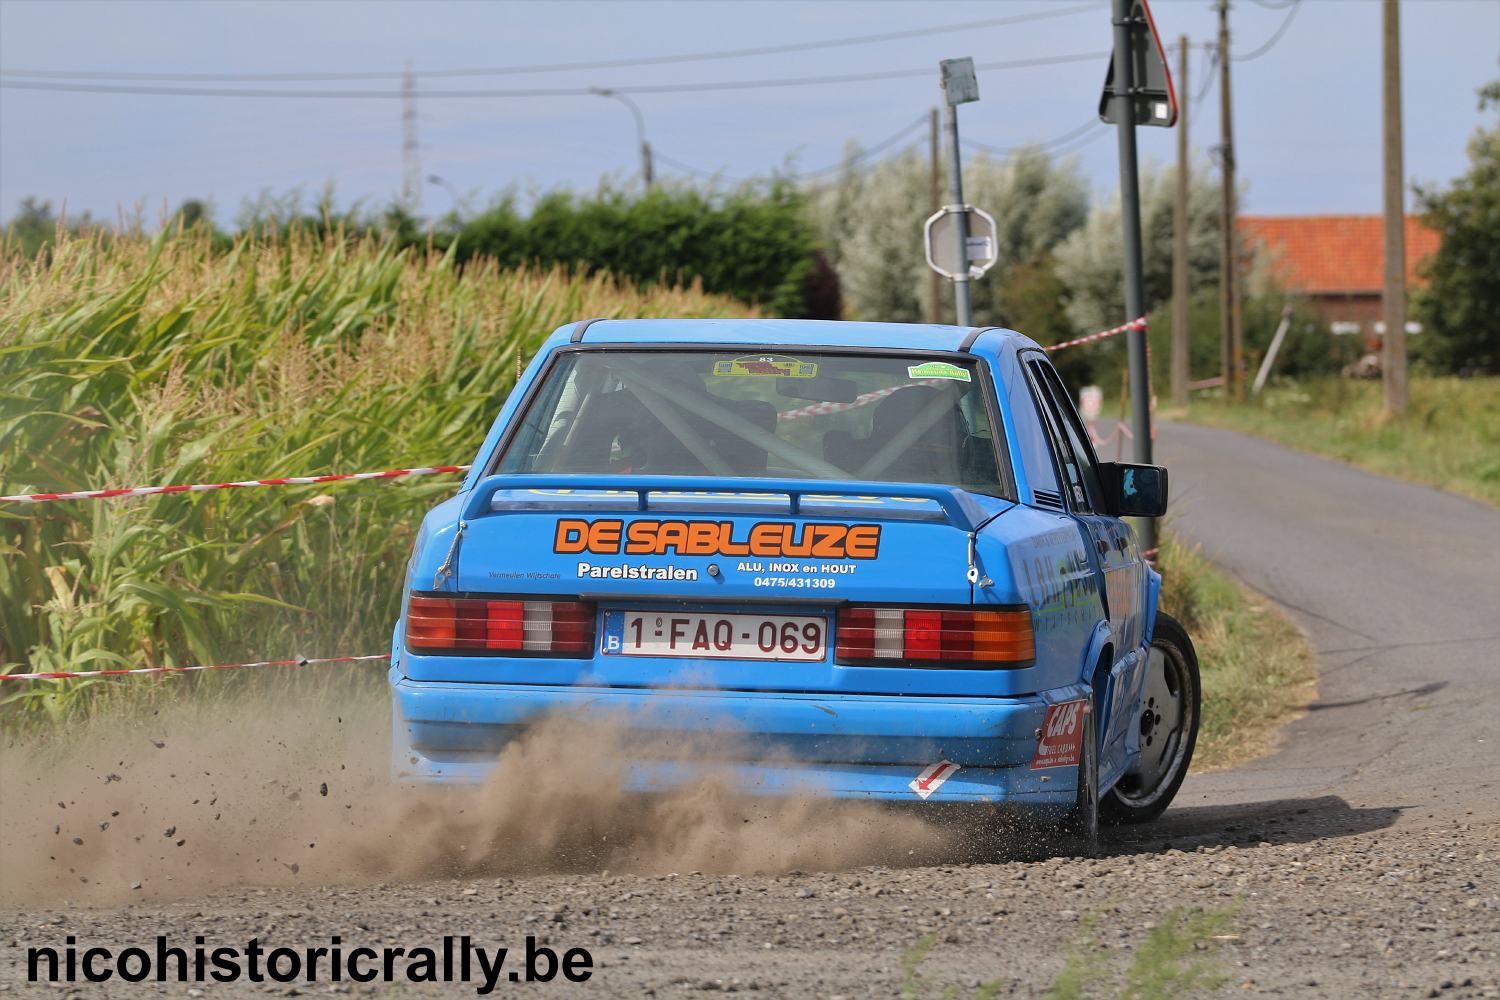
(909, 760, 959, 800)
(1030, 699, 1088, 770)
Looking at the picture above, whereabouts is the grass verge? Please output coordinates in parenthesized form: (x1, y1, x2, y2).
(1156, 530, 1316, 771)
(1183, 376, 1500, 508)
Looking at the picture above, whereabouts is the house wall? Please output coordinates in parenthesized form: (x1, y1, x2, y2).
(1306, 292, 1421, 350)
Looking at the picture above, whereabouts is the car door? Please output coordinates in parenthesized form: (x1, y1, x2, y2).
(1020, 353, 1148, 751)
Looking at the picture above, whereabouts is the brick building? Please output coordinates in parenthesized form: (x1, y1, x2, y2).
(1238, 214, 1440, 344)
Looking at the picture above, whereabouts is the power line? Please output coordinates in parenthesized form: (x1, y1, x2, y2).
(1234, 0, 1302, 61)
(1013, 120, 1113, 160)
(0, 79, 588, 99)
(663, 112, 1111, 186)
(1193, 42, 1219, 106)
(0, 3, 1104, 83)
(0, 51, 1111, 101)
(655, 114, 930, 185)
(961, 117, 1101, 157)
(0, 51, 1112, 100)
(673, 114, 1113, 187)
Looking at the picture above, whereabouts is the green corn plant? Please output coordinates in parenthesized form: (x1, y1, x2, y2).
(0, 227, 752, 726)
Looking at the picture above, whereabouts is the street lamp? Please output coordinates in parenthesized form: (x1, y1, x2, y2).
(426, 174, 461, 217)
(589, 87, 654, 189)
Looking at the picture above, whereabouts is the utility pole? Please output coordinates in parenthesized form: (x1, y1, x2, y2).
(939, 60, 978, 327)
(1216, 0, 1243, 399)
(1382, 0, 1408, 417)
(1110, 0, 1156, 553)
(927, 108, 942, 324)
(401, 63, 421, 214)
(1171, 35, 1191, 408)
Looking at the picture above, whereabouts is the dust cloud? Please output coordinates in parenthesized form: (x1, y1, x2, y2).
(0, 693, 953, 906)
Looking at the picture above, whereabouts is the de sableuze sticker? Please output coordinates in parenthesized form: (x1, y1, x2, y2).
(1030, 699, 1088, 769)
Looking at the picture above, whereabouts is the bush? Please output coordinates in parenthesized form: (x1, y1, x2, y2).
(444, 183, 829, 318)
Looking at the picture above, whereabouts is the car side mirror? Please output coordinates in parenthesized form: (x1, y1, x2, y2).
(1099, 462, 1168, 518)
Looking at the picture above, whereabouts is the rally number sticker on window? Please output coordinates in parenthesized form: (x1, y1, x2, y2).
(1030, 699, 1088, 769)
(712, 355, 818, 378)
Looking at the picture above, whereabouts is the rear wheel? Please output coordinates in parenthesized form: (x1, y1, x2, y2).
(1101, 612, 1201, 824)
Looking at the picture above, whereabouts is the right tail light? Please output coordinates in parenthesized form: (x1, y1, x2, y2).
(835, 606, 1034, 668)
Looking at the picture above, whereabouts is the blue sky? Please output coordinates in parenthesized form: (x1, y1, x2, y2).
(1, 0, 1495, 226)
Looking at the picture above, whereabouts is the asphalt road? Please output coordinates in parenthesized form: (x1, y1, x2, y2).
(3, 423, 1498, 998)
(1155, 421, 1500, 817)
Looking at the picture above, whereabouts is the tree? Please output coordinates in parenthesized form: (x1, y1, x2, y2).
(4, 197, 58, 258)
(1413, 81, 1500, 375)
(2, 197, 105, 259)
(807, 145, 1089, 329)
(1052, 157, 1221, 337)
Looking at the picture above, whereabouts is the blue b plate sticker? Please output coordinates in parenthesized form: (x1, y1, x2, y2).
(602, 611, 626, 654)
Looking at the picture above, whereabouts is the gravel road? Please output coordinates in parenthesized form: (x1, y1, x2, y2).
(3, 423, 1498, 998)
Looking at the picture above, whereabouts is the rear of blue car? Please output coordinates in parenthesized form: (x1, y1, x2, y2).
(390, 323, 1100, 812)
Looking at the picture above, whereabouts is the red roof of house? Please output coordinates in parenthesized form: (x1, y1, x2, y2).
(1238, 215, 1440, 295)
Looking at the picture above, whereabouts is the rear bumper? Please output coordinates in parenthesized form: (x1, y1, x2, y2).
(390, 671, 1087, 806)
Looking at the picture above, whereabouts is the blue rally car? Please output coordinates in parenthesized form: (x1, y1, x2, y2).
(390, 319, 1200, 841)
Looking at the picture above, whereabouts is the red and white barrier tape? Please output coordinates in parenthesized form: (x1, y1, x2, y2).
(1045, 317, 1147, 353)
(781, 319, 1152, 423)
(1, 653, 390, 682)
(5, 320, 1147, 503)
(778, 380, 947, 422)
(0, 466, 471, 505)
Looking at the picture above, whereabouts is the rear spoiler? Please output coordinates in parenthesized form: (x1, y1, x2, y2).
(460, 474, 997, 533)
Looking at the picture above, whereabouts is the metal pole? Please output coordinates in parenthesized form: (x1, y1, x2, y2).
(927, 108, 942, 325)
(590, 88, 653, 189)
(426, 174, 460, 215)
(401, 63, 421, 215)
(941, 100, 972, 327)
(1252, 304, 1293, 396)
(1171, 36, 1191, 408)
(1112, 0, 1156, 553)
(1381, 0, 1408, 417)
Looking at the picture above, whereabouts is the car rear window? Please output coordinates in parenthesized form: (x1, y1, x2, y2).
(496, 349, 1005, 494)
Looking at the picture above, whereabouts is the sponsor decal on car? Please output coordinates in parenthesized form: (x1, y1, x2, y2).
(909, 760, 960, 800)
(905, 361, 971, 382)
(552, 519, 881, 560)
(1030, 699, 1088, 770)
(575, 562, 700, 581)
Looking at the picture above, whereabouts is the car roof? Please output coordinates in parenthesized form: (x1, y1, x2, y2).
(564, 318, 1030, 353)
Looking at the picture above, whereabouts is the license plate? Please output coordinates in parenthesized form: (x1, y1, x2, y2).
(601, 610, 827, 661)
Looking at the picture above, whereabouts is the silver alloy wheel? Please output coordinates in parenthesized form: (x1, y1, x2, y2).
(1115, 642, 1194, 808)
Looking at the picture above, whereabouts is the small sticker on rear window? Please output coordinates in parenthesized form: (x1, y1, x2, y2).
(906, 361, 971, 382)
(712, 355, 818, 378)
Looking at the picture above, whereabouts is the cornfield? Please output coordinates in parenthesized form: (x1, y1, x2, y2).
(0, 229, 750, 723)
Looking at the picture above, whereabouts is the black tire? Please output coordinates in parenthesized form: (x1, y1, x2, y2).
(1060, 700, 1100, 853)
(1101, 611, 1201, 825)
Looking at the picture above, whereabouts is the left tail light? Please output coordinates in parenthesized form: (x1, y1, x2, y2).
(405, 596, 595, 656)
